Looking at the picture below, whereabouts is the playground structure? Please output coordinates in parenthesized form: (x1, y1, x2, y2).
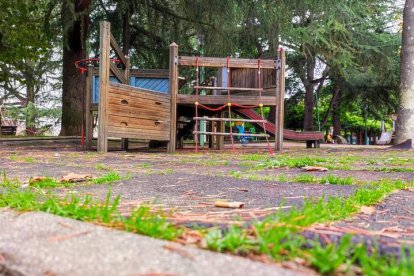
(83, 21, 323, 153)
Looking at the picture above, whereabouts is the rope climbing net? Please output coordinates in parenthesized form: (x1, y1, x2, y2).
(193, 56, 273, 154)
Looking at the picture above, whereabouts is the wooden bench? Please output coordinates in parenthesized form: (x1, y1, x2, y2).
(1, 126, 17, 136)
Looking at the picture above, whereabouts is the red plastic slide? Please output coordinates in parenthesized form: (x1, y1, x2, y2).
(235, 108, 324, 141)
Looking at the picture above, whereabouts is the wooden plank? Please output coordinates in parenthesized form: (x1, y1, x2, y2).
(130, 69, 169, 78)
(108, 104, 170, 120)
(193, 131, 269, 137)
(97, 21, 111, 153)
(275, 49, 285, 152)
(108, 115, 170, 129)
(108, 130, 170, 141)
(178, 56, 276, 69)
(110, 63, 127, 84)
(85, 67, 93, 150)
(193, 117, 266, 123)
(93, 68, 169, 79)
(177, 95, 277, 106)
(109, 83, 170, 102)
(109, 88, 170, 104)
(193, 86, 263, 92)
(110, 34, 128, 67)
(168, 43, 178, 153)
(121, 55, 131, 150)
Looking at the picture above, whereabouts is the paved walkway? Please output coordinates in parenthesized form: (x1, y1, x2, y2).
(0, 210, 303, 276)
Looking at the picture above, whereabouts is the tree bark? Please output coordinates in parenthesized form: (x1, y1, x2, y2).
(396, 0, 414, 144)
(267, 21, 279, 124)
(60, 0, 91, 136)
(303, 59, 315, 131)
(332, 89, 341, 137)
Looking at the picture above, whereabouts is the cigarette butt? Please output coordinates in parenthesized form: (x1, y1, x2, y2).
(214, 201, 244, 208)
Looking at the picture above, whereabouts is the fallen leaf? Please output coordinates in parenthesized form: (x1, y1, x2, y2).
(177, 230, 203, 245)
(302, 166, 328, 172)
(360, 206, 376, 215)
(58, 173, 92, 183)
(29, 176, 48, 185)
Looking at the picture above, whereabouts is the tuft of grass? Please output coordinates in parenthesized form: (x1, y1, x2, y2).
(136, 163, 153, 169)
(92, 172, 122, 184)
(292, 174, 318, 183)
(229, 170, 242, 179)
(29, 177, 67, 188)
(320, 175, 354, 185)
(157, 168, 174, 175)
(257, 157, 328, 169)
(9, 154, 35, 163)
(0, 179, 182, 241)
(95, 163, 111, 171)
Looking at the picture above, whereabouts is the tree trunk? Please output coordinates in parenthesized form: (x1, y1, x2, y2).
(60, 0, 91, 136)
(267, 21, 279, 124)
(396, 0, 414, 144)
(332, 89, 341, 136)
(25, 80, 36, 136)
(23, 61, 36, 136)
(122, 5, 131, 55)
(304, 59, 315, 131)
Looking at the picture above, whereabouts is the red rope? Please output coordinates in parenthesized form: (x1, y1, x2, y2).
(198, 103, 227, 112)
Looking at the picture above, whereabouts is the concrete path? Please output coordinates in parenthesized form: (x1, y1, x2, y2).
(0, 210, 303, 276)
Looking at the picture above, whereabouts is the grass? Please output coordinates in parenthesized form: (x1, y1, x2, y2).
(9, 154, 36, 163)
(204, 179, 414, 274)
(28, 172, 125, 188)
(92, 171, 123, 184)
(95, 163, 112, 171)
(0, 178, 182, 240)
(320, 174, 354, 185)
(0, 174, 413, 274)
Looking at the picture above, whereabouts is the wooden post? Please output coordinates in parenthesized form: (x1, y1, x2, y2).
(121, 56, 131, 151)
(216, 112, 225, 150)
(275, 48, 285, 152)
(97, 21, 111, 153)
(85, 67, 93, 150)
(168, 43, 178, 153)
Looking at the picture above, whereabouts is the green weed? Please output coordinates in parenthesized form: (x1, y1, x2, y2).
(95, 163, 111, 171)
(92, 172, 122, 184)
(292, 174, 318, 183)
(320, 175, 354, 185)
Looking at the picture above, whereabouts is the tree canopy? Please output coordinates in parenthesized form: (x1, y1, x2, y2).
(0, 0, 405, 142)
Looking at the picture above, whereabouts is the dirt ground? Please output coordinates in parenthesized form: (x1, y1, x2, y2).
(1, 140, 413, 254)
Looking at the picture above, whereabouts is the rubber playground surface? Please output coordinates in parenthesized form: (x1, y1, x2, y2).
(1, 140, 414, 262)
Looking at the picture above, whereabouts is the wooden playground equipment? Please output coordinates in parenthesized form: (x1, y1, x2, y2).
(83, 21, 323, 153)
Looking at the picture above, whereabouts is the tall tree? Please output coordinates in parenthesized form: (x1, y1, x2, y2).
(396, 0, 414, 145)
(60, 0, 91, 135)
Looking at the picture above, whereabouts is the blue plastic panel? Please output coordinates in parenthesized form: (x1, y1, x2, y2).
(92, 76, 169, 104)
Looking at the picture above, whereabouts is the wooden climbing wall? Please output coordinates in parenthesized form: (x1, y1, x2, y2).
(107, 83, 171, 141)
